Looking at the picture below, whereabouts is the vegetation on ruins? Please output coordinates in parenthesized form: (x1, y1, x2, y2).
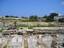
(0, 12, 63, 31)
(0, 29, 3, 32)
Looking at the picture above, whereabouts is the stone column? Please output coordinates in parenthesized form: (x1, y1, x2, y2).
(51, 34, 58, 48)
(37, 34, 47, 48)
(23, 33, 28, 48)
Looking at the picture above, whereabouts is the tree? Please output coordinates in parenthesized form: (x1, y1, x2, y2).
(21, 16, 28, 19)
(43, 15, 48, 18)
(5, 15, 18, 18)
(29, 15, 38, 21)
(49, 13, 58, 17)
(46, 13, 58, 22)
(5, 15, 9, 17)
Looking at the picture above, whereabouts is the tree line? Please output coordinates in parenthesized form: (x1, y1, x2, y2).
(4, 13, 64, 22)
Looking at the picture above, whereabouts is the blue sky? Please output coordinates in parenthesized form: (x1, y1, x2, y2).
(0, 0, 64, 16)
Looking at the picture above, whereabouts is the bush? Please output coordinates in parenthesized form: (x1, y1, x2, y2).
(28, 26, 33, 29)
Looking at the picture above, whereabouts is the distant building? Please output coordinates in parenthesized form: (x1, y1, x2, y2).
(54, 16, 64, 21)
(54, 16, 64, 26)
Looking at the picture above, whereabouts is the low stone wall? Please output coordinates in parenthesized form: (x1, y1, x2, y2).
(0, 33, 64, 48)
